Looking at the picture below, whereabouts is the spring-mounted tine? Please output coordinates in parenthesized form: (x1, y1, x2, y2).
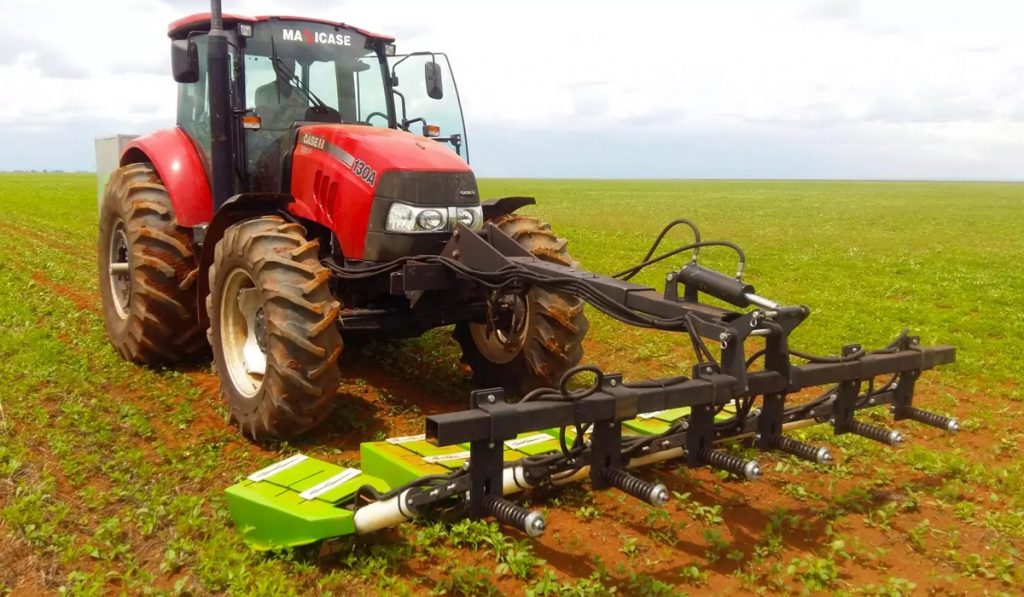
(895, 406, 959, 433)
(603, 468, 670, 506)
(701, 449, 762, 480)
(482, 494, 546, 538)
(773, 435, 833, 465)
(848, 420, 904, 446)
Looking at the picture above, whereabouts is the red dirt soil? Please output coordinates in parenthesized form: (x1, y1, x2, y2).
(6, 241, 1022, 594)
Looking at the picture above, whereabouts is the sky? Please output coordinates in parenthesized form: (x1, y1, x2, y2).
(1, 0, 1022, 179)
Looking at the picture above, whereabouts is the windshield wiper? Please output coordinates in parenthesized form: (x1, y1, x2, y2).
(269, 37, 331, 112)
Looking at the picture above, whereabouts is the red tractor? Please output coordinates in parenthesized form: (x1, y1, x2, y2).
(98, 2, 957, 505)
(100, 3, 961, 541)
(98, 4, 587, 438)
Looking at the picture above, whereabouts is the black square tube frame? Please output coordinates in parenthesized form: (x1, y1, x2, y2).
(422, 223, 956, 518)
(427, 344, 954, 518)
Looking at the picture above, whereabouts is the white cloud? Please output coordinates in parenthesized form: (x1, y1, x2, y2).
(0, 0, 1022, 178)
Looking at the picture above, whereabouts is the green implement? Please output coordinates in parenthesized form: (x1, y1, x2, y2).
(225, 454, 390, 549)
(226, 401, 744, 549)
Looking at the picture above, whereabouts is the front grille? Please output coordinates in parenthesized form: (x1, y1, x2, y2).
(374, 170, 478, 206)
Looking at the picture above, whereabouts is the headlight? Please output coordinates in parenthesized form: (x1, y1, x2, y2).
(416, 209, 446, 231)
(385, 203, 417, 232)
(455, 207, 480, 229)
(385, 204, 483, 233)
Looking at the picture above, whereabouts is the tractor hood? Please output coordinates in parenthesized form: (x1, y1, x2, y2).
(288, 124, 479, 261)
(295, 124, 472, 186)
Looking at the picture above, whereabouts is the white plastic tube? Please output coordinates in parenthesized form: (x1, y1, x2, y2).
(353, 488, 417, 535)
(502, 465, 533, 495)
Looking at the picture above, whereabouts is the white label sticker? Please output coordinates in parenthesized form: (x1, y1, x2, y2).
(505, 434, 552, 449)
(424, 451, 470, 464)
(299, 468, 362, 500)
(387, 434, 426, 445)
(637, 410, 666, 420)
(247, 454, 309, 482)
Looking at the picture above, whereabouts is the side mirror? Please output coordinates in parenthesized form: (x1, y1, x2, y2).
(171, 39, 199, 83)
(424, 61, 443, 100)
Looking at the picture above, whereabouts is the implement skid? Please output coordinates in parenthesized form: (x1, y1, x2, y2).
(227, 219, 959, 548)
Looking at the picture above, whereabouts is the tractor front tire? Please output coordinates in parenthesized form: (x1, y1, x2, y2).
(207, 216, 342, 439)
(454, 215, 589, 395)
(98, 162, 206, 364)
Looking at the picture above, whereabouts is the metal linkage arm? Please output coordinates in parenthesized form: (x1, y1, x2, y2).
(440, 223, 810, 390)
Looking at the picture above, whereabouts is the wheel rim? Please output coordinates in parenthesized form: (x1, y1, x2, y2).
(469, 292, 530, 365)
(108, 221, 131, 319)
(220, 268, 267, 398)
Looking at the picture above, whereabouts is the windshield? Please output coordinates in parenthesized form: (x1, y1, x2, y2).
(242, 20, 390, 190)
(242, 21, 389, 128)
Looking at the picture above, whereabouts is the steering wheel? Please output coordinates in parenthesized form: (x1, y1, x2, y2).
(364, 112, 389, 125)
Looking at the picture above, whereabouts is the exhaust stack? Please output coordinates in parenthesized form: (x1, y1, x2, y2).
(207, 0, 234, 209)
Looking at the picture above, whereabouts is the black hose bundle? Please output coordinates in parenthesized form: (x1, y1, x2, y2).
(351, 472, 461, 511)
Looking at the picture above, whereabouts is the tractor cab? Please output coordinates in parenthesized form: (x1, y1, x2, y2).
(168, 14, 468, 194)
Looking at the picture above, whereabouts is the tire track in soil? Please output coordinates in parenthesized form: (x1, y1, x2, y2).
(30, 272, 99, 315)
(0, 221, 92, 261)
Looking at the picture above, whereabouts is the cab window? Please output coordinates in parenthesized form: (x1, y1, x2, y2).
(177, 35, 238, 173)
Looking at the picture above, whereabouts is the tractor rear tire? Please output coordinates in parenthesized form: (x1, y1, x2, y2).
(454, 215, 589, 395)
(207, 216, 343, 439)
(98, 162, 206, 364)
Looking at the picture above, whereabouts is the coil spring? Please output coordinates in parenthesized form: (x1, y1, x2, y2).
(604, 469, 668, 506)
(701, 449, 761, 480)
(849, 420, 903, 445)
(774, 436, 831, 464)
(901, 407, 958, 432)
(482, 494, 545, 537)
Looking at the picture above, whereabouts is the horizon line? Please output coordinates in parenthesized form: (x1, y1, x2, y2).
(2, 170, 1022, 184)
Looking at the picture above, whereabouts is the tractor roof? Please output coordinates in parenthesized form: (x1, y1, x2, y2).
(167, 13, 394, 42)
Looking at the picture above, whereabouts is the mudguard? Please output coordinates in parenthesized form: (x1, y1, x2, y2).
(120, 128, 213, 227)
(481, 196, 537, 221)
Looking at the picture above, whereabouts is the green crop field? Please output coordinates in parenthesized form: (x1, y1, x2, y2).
(1, 173, 1022, 595)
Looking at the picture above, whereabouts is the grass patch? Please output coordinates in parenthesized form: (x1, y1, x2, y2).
(0, 173, 1021, 593)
